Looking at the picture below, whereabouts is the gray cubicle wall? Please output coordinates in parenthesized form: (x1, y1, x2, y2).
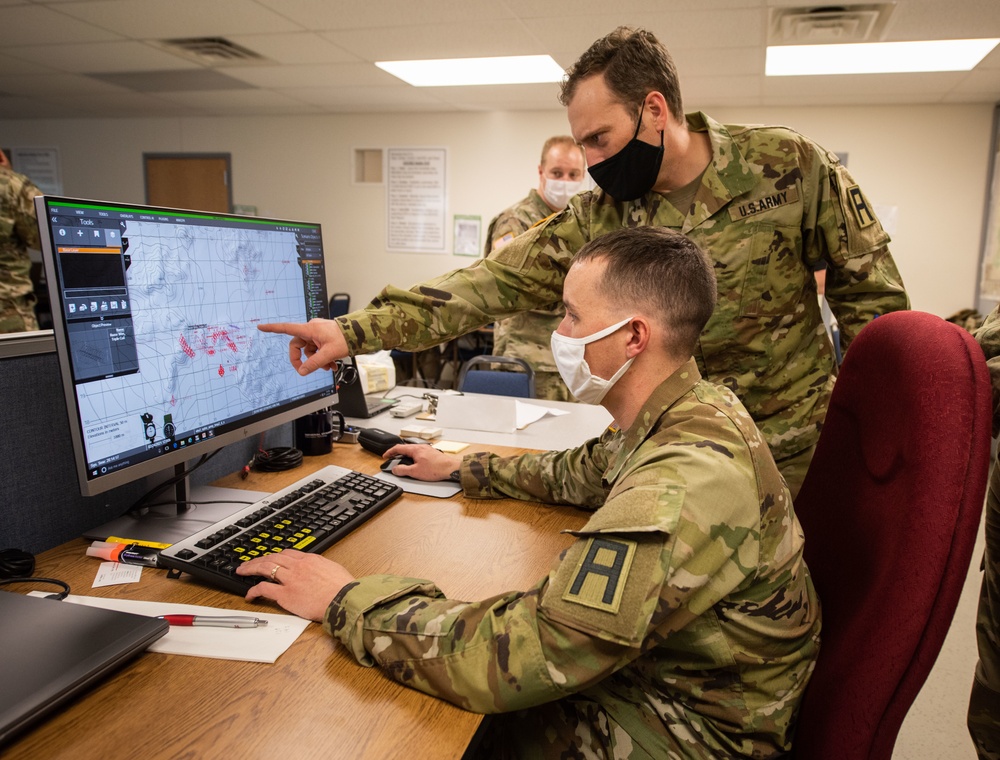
(1, 333, 292, 554)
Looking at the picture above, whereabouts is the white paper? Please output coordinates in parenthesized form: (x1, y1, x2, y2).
(29, 593, 310, 663)
(434, 394, 570, 433)
(515, 400, 569, 429)
(93, 562, 143, 587)
(435, 393, 516, 432)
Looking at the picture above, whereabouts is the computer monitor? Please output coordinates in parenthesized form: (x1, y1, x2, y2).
(35, 195, 337, 544)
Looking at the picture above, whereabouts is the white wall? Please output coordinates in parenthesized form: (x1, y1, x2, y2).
(2, 102, 994, 317)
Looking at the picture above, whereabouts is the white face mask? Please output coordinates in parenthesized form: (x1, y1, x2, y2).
(542, 178, 585, 210)
(550, 316, 634, 405)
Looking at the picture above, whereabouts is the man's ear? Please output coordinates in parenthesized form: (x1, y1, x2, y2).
(626, 316, 651, 357)
(643, 91, 671, 133)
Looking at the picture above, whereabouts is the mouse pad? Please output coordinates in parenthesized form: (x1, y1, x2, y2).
(374, 471, 462, 498)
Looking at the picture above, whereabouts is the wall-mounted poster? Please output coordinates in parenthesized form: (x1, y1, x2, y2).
(386, 147, 447, 253)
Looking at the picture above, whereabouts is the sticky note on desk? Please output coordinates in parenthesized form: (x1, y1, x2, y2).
(433, 440, 468, 453)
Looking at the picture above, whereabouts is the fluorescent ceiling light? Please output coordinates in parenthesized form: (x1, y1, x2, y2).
(766, 38, 999, 76)
(375, 55, 564, 87)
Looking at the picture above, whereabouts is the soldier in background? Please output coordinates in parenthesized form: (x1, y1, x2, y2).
(239, 227, 821, 759)
(259, 26, 909, 497)
(969, 306, 1000, 758)
(485, 136, 586, 401)
(0, 148, 42, 333)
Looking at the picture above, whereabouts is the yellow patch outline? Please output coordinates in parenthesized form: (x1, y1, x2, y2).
(561, 537, 637, 613)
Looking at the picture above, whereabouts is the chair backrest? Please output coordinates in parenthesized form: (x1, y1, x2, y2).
(791, 311, 991, 759)
(329, 292, 351, 318)
(457, 355, 536, 398)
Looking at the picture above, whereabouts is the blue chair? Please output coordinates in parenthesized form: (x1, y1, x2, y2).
(329, 293, 350, 318)
(457, 355, 535, 398)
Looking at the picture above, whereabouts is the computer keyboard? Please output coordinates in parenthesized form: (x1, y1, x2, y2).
(159, 464, 403, 595)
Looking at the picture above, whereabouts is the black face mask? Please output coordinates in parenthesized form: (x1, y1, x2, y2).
(587, 104, 664, 202)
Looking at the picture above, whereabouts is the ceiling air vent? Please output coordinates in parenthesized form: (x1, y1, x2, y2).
(155, 37, 267, 66)
(769, 4, 896, 45)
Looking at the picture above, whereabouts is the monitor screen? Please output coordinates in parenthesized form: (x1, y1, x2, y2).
(35, 196, 337, 498)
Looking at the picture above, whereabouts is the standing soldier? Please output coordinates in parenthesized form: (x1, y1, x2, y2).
(486, 136, 586, 401)
(0, 148, 42, 333)
(259, 26, 908, 498)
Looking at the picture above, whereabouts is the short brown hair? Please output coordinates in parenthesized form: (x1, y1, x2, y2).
(559, 27, 684, 125)
(540, 135, 584, 167)
(573, 227, 716, 358)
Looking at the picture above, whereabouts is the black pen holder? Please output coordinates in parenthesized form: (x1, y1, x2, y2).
(294, 408, 345, 456)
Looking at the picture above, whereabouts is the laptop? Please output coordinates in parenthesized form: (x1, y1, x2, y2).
(333, 358, 399, 418)
(0, 591, 168, 744)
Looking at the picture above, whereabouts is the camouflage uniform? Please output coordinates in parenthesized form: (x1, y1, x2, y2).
(325, 359, 821, 758)
(0, 165, 41, 333)
(485, 188, 571, 402)
(337, 113, 908, 496)
(970, 305, 1000, 758)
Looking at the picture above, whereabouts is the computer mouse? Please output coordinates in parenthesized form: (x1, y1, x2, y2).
(380, 455, 415, 474)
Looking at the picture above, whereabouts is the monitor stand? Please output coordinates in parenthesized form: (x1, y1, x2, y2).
(82, 464, 269, 547)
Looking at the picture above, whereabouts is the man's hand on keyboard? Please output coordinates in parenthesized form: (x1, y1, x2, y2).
(238, 550, 355, 622)
(383, 443, 462, 481)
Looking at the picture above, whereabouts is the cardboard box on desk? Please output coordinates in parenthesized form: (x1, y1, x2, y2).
(434, 393, 568, 433)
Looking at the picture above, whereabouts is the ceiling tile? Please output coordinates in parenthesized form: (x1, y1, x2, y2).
(252, 0, 514, 31)
(2, 41, 197, 72)
(53, 0, 302, 38)
(322, 21, 545, 62)
(152, 88, 322, 115)
(0, 4, 121, 45)
(217, 62, 399, 89)
(224, 33, 360, 65)
(0, 70, 128, 95)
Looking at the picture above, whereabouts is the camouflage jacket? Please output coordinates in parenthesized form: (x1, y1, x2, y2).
(325, 359, 821, 758)
(976, 306, 1000, 440)
(485, 188, 564, 373)
(337, 112, 908, 462)
(0, 166, 41, 332)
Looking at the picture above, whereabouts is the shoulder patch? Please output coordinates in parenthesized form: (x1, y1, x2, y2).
(846, 184, 877, 229)
(562, 537, 636, 613)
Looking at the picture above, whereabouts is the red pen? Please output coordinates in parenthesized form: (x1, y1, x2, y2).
(157, 614, 267, 628)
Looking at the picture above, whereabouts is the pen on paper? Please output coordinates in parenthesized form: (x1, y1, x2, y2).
(157, 614, 268, 629)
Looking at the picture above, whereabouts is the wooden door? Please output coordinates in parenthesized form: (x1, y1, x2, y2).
(143, 153, 232, 212)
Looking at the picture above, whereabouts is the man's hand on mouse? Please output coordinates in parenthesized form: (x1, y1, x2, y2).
(382, 444, 463, 482)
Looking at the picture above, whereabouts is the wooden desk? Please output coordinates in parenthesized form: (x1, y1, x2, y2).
(5, 444, 587, 760)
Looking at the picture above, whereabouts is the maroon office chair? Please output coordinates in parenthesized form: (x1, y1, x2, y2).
(791, 310, 991, 760)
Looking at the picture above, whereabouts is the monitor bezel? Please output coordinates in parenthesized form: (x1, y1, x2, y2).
(35, 194, 337, 498)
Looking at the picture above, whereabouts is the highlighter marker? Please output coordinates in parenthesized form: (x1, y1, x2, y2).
(87, 540, 162, 568)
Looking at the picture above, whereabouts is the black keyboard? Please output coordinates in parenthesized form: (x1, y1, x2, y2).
(159, 465, 403, 595)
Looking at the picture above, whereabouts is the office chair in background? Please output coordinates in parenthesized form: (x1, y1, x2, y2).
(790, 310, 991, 760)
(329, 292, 350, 318)
(457, 355, 536, 398)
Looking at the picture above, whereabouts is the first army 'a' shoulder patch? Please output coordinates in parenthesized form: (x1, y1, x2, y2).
(562, 537, 637, 614)
(846, 184, 878, 229)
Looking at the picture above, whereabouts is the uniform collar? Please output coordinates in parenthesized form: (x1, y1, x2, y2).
(680, 112, 757, 232)
(527, 187, 556, 217)
(603, 358, 703, 484)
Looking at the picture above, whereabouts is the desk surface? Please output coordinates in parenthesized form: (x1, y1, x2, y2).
(5, 444, 587, 760)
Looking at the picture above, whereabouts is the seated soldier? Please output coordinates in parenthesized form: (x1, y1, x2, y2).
(238, 226, 821, 759)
